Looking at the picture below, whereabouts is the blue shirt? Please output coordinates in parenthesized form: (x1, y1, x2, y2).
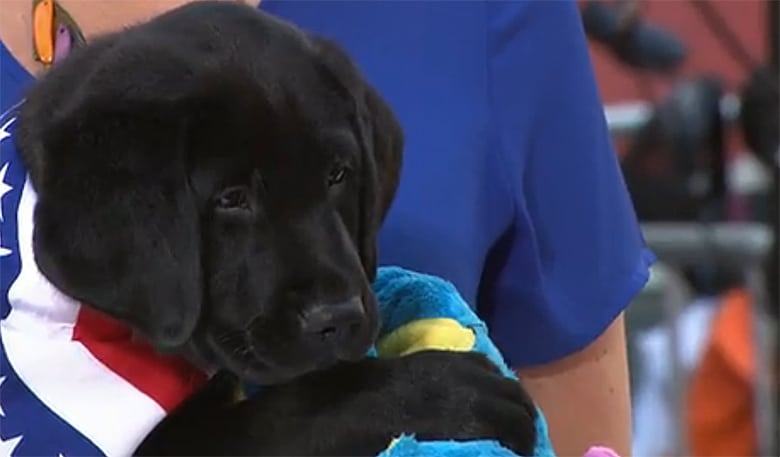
(1, 0, 653, 369)
(261, 0, 654, 367)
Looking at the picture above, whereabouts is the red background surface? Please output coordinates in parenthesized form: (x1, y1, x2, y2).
(586, 0, 769, 104)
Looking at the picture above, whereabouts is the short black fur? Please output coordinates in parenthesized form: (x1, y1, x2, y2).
(15, 2, 537, 455)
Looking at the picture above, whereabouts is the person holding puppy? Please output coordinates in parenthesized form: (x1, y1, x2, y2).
(0, 1, 652, 456)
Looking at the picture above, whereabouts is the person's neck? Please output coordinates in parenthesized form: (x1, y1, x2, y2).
(0, 0, 256, 76)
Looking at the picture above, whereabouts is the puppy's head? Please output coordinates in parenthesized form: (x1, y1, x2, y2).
(15, 1, 403, 384)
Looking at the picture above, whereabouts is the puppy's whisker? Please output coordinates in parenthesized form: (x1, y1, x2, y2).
(229, 344, 254, 362)
(215, 329, 246, 346)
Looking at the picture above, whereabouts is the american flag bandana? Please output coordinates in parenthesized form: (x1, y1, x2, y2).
(0, 100, 207, 457)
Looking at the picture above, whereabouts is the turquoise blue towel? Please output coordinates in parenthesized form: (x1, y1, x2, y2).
(371, 266, 556, 457)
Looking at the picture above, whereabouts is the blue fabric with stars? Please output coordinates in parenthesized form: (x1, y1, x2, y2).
(1, 42, 107, 456)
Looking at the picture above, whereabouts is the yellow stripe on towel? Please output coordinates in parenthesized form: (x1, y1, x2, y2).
(376, 318, 476, 357)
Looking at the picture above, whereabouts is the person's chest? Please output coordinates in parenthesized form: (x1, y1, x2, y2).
(261, 1, 515, 305)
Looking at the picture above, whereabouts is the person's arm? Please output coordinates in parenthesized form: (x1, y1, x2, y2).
(517, 315, 632, 457)
(480, 2, 654, 456)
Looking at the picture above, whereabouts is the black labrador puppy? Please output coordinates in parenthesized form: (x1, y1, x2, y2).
(15, 2, 537, 455)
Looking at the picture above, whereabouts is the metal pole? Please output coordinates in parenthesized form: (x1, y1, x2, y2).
(748, 264, 776, 457)
(659, 266, 691, 457)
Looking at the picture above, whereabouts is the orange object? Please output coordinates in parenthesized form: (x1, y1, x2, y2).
(685, 289, 758, 457)
(32, 0, 55, 65)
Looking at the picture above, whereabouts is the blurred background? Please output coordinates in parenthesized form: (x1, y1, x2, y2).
(579, 1, 778, 456)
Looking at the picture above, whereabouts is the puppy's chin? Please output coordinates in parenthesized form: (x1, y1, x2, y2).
(239, 355, 342, 386)
(194, 330, 375, 386)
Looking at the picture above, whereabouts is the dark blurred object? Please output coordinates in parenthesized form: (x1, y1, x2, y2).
(739, 66, 779, 168)
(581, 0, 687, 74)
(622, 76, 746, 295)
(622, 75, 727, 221)
(766, 0, 778, 319)
(768, 3, 779, 450)
(767, 156, 778, 457)
(741, 0, 779, 320)
(690, 0, 778, 167)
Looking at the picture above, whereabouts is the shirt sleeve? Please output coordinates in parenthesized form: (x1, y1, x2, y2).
(480, 0, 655, 367)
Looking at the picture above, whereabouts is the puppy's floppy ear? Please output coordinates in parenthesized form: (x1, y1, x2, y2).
(16, 48, 203, 351)
(310, 37, 404, 280)
(357, 83, 404, 279)
(361, 83, 404, 225)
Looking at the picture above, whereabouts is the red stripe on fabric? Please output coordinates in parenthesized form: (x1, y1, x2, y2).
(71, 305, 207, 412)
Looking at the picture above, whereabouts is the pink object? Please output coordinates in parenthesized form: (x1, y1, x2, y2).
(53, 24, 72, 64)
(583, 446, 622, 457)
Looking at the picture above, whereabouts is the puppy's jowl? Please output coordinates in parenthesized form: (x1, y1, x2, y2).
(15, 2, 538, 455)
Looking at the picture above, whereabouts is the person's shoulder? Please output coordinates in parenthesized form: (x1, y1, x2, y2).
(483, 0, 596, 169)
(485, 0, 580, 28)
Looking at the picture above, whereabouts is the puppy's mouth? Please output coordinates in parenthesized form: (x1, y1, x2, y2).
(201, 331, 330, 385)
(195, 315, 377, 385)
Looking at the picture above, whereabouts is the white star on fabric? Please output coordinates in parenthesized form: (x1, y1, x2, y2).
(0, 116, 16, 258)
(0, 118, 14, 144)
(0, 238, 11, 257)
(0, 376, 23, 455)
(0, 117, 15, 143)
(0, 376, 6, 417)
(0, 434, 22, 456)
(0, 163, 12, 222)
(0, 163, 12, 257)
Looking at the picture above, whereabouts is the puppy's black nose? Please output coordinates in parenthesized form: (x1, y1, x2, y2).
(298, 296, 364, 341)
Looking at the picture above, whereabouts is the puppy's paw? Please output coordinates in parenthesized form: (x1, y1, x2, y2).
(140, 353, 538, 456)
(380, 350, 538, 455)
(236, 350, 538, 456)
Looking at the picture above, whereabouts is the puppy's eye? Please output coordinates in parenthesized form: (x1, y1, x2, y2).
(215, 186, 250, 210)
(328, 166, 350, 186)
